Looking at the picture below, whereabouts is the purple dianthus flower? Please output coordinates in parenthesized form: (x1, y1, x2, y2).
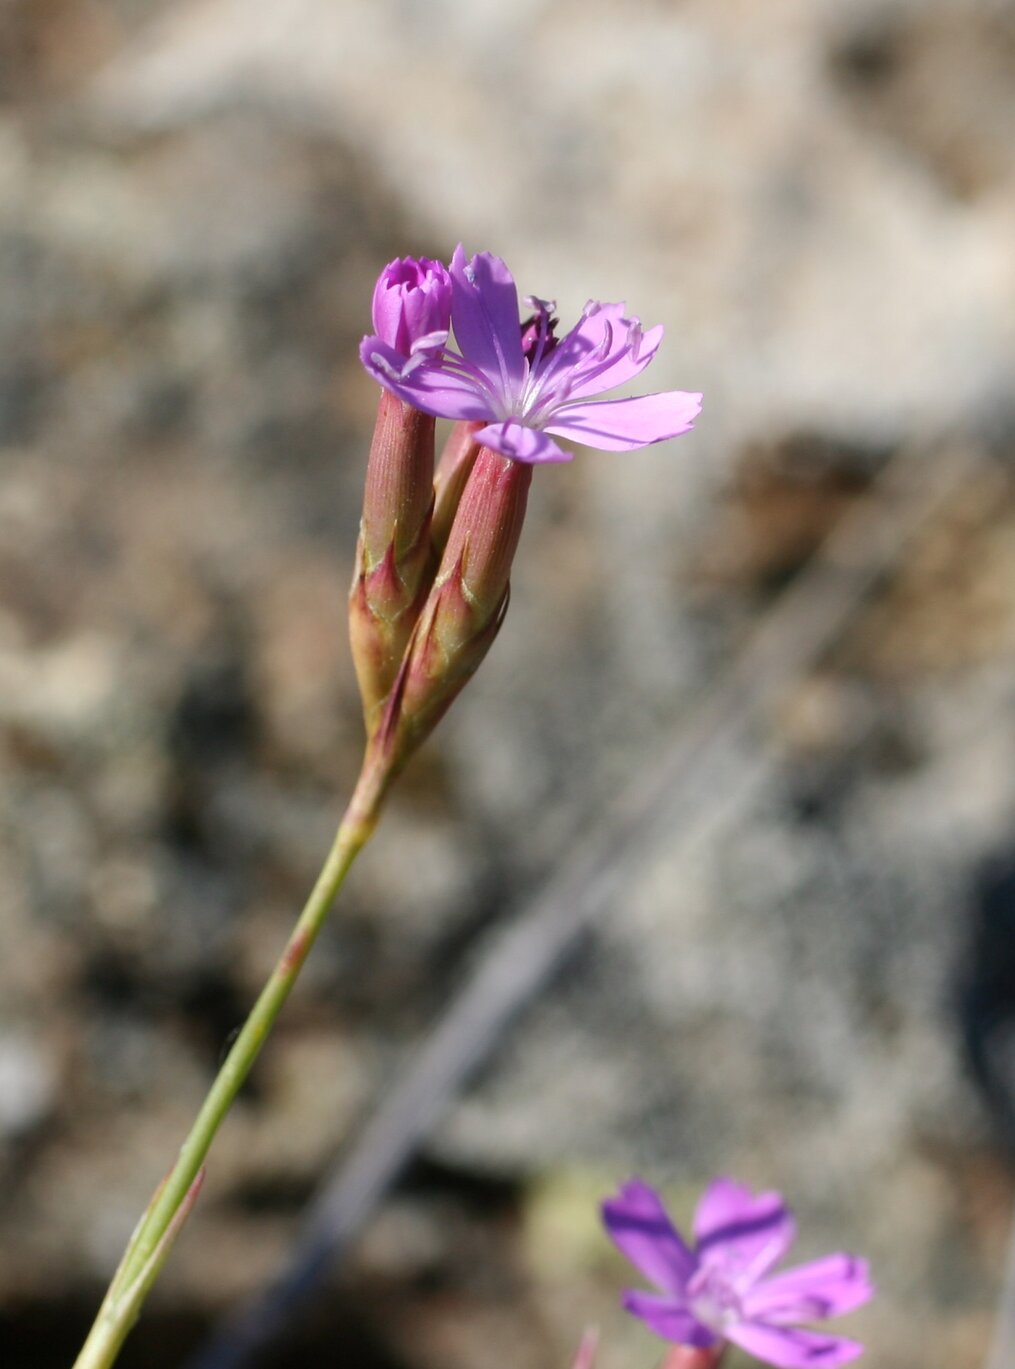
(602, 1178, 873, 1369)
(360, 246, 702, 465)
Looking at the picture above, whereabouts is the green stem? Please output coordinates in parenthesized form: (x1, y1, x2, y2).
(71, 762, 385, 1369)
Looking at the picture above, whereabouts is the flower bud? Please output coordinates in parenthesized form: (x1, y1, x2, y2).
(350, 256, 453, 737)
(349, 391, 436, 736)
(359, 388, 435, 573)
(371, 446, 532, 779)
(371, 256, 452, 358)
(436, 448, 532, 627)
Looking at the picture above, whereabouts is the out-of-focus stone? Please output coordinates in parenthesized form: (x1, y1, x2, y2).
(0, 1032, 57, 1138)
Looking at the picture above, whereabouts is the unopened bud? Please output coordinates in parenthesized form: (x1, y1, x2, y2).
(350, 256, 453, 736)
(349, 390, 436, 736)
(371, 256, 452, 358)
(359, 389, 435, 572)
(437, 447, 532, 624)
(373, 446, 532, 778)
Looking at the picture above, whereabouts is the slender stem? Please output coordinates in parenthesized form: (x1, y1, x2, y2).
(73, 1171, 207, 1369)
(71, 762, 385, 1369)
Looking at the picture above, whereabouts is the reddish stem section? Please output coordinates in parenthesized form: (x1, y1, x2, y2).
(660, 1346, 726, 1369)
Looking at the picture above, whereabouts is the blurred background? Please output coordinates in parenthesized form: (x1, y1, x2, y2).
(2, 1, 1015, 1366)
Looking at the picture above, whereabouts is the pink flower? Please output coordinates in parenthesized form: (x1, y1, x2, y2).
(602, 1178, 873, 1369)
(360, 246, 702, 465)
(370, 256, 453, 360)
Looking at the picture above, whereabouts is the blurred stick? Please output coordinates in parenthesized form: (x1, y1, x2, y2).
(187, 439, 980, 1369)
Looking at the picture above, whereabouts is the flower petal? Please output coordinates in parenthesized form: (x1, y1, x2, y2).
(476, 420, 572, 465)
(360, 336, 494, 422)
(622, 1291, 716, 1348)
(693, 1178, 796, 1279)
(449, 246, 526, 404)
(545, 391, 702, 451)
(547, 302, 665, 400)
(724, 1322, 865, 1368)
(744, 1256, 874, 1325)
(602, 1179, 697, 1294)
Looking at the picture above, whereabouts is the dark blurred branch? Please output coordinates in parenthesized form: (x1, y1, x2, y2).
(186, 438, 980, 1369)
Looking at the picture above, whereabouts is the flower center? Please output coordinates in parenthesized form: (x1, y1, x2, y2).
(686, 1263, 744, 1332)
(519, 298, 559, 366)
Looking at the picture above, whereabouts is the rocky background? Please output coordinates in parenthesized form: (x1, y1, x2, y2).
(3, 2, 1015, 1367)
